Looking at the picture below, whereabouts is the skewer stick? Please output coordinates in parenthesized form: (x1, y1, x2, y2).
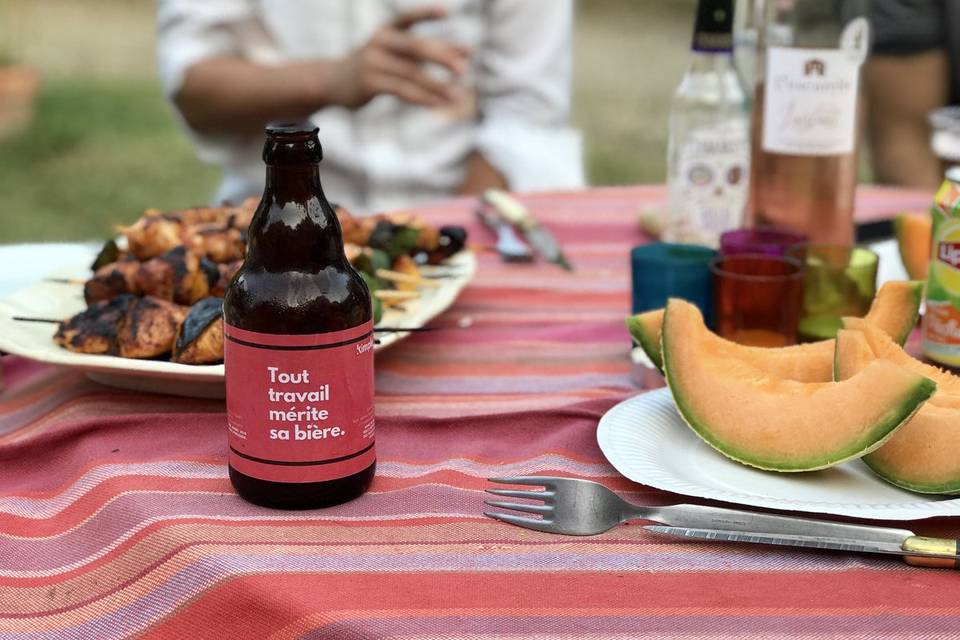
(418, 266, 463, 275)
(375, 269, 441, 288)
(411, 272, 459, 279)
(374, 290, 421, 302)
(45, 278, 85, 285)
(12, 315, 444, 333)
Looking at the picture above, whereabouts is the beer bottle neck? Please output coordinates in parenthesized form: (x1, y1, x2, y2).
(246, 164, 346, 271)
(264, 163, 321, 199)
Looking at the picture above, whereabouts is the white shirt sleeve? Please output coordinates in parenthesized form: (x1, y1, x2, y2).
(156, 0, 276, 200)
(474, 0, 584, 191)
(156, 0, 257, 101)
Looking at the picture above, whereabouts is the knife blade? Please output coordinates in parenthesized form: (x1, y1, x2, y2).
(643, 503, 913, 546)
(483, 189, 574, 271)
(474, 207, 533, 263)
(645, 525, 960, 566)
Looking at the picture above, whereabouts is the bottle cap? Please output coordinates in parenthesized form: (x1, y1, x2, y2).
(262, 122, 323, 164)
(692, 0, 734, 53)
(265, 121, 320, 136)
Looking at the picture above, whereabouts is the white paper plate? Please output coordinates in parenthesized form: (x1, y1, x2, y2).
(0, 247, 476, 398)
(597, 388, 960, 520)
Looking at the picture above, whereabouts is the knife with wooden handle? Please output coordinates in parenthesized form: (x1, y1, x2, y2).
(474, 207, 534, 263)
(483, 189, 574, 271)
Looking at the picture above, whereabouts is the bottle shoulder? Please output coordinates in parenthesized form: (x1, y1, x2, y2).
(673, 68, 747, 105)
(223, 264, 372, 334)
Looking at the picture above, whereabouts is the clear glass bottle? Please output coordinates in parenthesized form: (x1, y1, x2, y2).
(746, 0, 869, 245)
(733, 0, 762, 95)
(665, 0, 751, 248)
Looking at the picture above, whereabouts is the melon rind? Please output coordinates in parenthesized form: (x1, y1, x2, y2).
(626, 311, 664, 373)
(661, 299, 936, 472)
(835, 325, 960, 494)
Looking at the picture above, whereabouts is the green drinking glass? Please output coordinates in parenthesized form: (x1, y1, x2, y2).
(787, 244, 879, 341)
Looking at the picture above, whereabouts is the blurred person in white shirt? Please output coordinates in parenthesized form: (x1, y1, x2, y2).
(156, 0, 584, 213)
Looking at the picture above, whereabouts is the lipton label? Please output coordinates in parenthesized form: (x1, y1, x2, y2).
(924, 187, 960, 367)
(939, 242, 960, 269)
(224, 322, 376, 483)
(924, 302, 960, 346)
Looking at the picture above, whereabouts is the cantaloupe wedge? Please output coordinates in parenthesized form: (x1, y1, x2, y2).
(835, 326, 960, 493)
(864, 279, 925, 345)
(840, 317, 960, 394)
(661, 299, 935, 472)
(627, 280, 923, 380)
(895, 212, 932, 281)
(625, 310, 663, 372)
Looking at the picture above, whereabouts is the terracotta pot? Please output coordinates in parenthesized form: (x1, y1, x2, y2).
(0, 65, 40, 139)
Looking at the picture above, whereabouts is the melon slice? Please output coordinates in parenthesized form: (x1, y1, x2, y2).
(626, 310, 663, 372)
(661, 299, 936, 472)
(841, 317, 960, 393)
(895, 212, 932, 281)
(626, 280, 923, 380)
(860, 279, 924, 346)
(835, 327, 960, 493)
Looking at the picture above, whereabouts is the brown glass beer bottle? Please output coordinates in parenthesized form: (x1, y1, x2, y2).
(223, 123, 375, 509)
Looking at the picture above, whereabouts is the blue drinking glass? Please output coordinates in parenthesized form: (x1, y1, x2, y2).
(630, 242, 717, 327)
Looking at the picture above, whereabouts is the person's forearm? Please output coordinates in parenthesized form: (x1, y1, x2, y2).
(174, 57, 340, 136)
(457, 151, 508, 195)
(865, 50, 948, 189)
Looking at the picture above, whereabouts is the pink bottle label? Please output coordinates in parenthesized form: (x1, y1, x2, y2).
(224, 321, 375, 483)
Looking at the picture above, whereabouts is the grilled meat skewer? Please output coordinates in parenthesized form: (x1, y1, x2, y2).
(335, 206, 465, 264)
(118, 296, 187, 358)
(120, 202, 255, 261)
(84, 256, 141, 305)
(184, 222, 246, 263)
(55, 294, 199, 361)
(173, 297, 224, 364)
(53, 200, 464, 365)
(54, 294, 137, 356)
(119, 214, 182, 260)
(85, 247, 220, 306)
(134, 247, 219, 305)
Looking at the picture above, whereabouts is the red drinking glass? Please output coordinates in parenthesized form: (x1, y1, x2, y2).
(711, 254, 805, 347)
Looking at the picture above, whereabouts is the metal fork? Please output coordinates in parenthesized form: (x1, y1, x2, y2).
(485, 475, 677, 535)
(483, 476, 908, 540)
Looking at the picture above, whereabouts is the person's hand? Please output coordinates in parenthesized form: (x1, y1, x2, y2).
(326, 6, 470, 109)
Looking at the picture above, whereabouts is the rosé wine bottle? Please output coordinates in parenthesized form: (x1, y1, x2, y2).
(747, 0, 869, 245)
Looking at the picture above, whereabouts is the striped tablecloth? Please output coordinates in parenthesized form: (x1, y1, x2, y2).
(3, 185, 958, 639)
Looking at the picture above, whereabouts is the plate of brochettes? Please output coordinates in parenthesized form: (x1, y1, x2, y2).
(0, 199, 474, 397)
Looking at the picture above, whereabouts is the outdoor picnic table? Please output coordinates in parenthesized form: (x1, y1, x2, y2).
(2, 185, 958, 639)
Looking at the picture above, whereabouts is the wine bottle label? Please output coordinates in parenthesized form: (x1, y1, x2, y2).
(669, 120, 750, 244)
(224, 321, 375, 483)
(762, 46, 862, 156)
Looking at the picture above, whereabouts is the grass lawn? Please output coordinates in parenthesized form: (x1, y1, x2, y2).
(0, 79, 218, 243)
